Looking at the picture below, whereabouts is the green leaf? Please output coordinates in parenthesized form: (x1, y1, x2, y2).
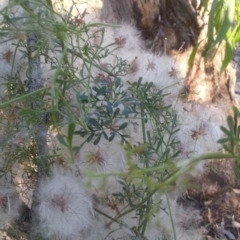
(203, 0, 209, 10)
(0, 32, 10, 37)
(217, 138, 229, 144)
(88, 118, 100, 128)
(172, 128, 180, 135)
(162, 124, 170, 134)
(172, 151, 181, 158)
(121, 97, 136, 103)
(223, 144, 232, 153)
(113, 101, 120, 108)
(74, 129, 87, 137)
(231, 22, 240, 47)
(214, 0, 235, 45)
(46, 0, 53, 10)
(227, 115, 234, 133)
(72, 146, 81, 152)
(2, 14, 13, 24)
(156, 139, 163, 152)
(113, 108, 120, 119)
(57, 134, 67, 147)
(188, 40, 203, 68)
(123, 107, 130, 118)
(106, 102, 113, 114)
(18, 109, 36, 116)
(117, 180, 126, 185)
(92, 86, 99, 92)
(67, 122, 75, 145)
(205, 0, 219, 50)
(96, 86, 107, 96)
(204, 0, 235, 58)
(87, 133, 94, 142)
(220, 39, 233, 73)
(121, 134, 130, 138)
(214, 1, 224, 32)
(145, 82, 153, 93)
(77, 93, 90, 104)
(220, 126, 231, 136)
(136, 77, 142, 89)
(119, 122, 128, 130)
(109, 132, 116, 142)
(103, 131, 108, 140)
(233, 106, 240, 117)
(147, 131, 151, 144)
(93, 133, 102, 145)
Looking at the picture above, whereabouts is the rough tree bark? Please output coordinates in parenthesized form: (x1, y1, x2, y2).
(28, 32, 49, 238)
(102, 0, 201, 53)
(101, 0, 237, 110)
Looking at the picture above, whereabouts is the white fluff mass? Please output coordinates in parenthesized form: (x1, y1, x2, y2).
(0, 0, 234, 239)
(35, 171, 93, 239)
(0, 177, 21, 227)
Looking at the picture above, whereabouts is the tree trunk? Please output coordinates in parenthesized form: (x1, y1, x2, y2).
(102, 0, 201, 53)
(27, 32, 49, 238)
(101, 0, 237, 109)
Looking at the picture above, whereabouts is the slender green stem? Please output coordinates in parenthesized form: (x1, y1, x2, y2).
(0, 87, 49, 109)
(87, 153, 233, 179)
(50, 33, 69, 131)
(93, 207, 120, 224)
(165, 193, 177, 240)
(140, 105, 147, 145)
(92, 151, 234, 228)
(140, 103, 151, 236)
(10, 40, 20, 80)
(55, 88, 86, 128)
(110, 188, 159, 225)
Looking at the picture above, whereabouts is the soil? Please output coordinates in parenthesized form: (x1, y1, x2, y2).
(178, 160, 240, 239)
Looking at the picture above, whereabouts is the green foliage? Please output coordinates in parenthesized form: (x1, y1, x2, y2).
(82, 78, 179, 237)
(218, 106, 240, 178)
(74, 77, 134, 146)
(204, 0, 235, 73)
(190, 0, 240, 73)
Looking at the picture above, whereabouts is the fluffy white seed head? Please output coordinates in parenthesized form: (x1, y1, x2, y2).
(35, 171, 93, 239)
(145, 196, 203, 240)
(0, 176, 21, 228)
